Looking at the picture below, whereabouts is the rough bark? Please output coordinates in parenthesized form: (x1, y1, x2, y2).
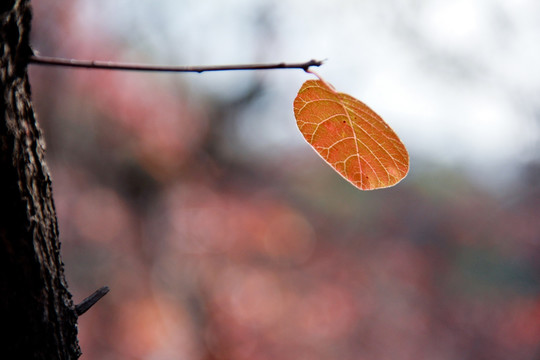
(0, 0, 80, 358)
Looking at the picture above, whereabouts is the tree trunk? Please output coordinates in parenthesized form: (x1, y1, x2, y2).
(0, 0, 80, 358)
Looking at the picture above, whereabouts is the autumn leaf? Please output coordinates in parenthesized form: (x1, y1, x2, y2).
(294, 79, 409, 190)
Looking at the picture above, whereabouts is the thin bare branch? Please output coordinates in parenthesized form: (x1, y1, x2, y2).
(29, 55, 323, 73)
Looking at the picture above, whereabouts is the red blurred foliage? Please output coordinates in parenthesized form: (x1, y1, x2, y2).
(28, 3, 540, 360)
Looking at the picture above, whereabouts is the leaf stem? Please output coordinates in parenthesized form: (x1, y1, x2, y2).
(305, 69, 336, 91)
(29, 55, 323, 73)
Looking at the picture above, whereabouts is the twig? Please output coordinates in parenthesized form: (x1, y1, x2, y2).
(75, 286, 110, 316)
(29, 55, 323, 73)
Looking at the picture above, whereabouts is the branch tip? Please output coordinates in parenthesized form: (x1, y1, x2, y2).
(75, 286, 110, 316)
(302, 59, 325, 72)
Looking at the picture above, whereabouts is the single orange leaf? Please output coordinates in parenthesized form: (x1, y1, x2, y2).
(293, 79, 409, 190)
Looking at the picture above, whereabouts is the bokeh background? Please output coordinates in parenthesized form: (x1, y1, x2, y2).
(29, 0, 540, 359)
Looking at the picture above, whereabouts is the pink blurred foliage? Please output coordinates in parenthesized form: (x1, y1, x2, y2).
(32, 0, 208, 181)
(28, 2, 540, 360)
(71, 70, 208, 180)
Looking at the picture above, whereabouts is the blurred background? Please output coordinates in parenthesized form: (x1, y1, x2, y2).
(29, 0, 540, 359)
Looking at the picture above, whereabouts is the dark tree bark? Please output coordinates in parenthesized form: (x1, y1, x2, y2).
(0, 0, 80, 358)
